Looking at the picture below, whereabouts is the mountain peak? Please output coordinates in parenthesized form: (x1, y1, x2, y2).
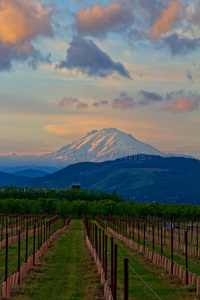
(45, 128, 167, 164)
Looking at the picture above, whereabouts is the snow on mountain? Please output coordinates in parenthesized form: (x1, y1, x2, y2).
(43, 128, 167, 164)
(4, 128, 193, 172)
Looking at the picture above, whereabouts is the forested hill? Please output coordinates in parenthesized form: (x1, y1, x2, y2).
(20, 155, 200, 204)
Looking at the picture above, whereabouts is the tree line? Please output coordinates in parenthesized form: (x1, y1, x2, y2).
(0, 197, 200, 220)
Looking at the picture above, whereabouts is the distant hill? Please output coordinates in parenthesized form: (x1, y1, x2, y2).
(22, 155, 200, 204)
(0, 171, 31, 186)
(14, 169, 48, 178)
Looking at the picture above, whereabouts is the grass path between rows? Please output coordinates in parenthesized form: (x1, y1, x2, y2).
(11, 220, 104, 300)
(104, 227, 198, 300)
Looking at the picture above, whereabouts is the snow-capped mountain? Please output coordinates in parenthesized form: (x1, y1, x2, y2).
(1, 128, 191, 172)
(43, 128, 167, 163)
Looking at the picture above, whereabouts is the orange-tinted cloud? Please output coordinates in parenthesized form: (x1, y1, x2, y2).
(76, 2, 133, 37)
(0, 0, 52, 45)
(76, 102, 88, 109)
(149, 1, 183, 39)
(0, 0, 53, 70)
(160, 97, 199, 112)
(112, 92, 135, 110)
(59, 97, 79, 107)
(44, 124, 71, 136)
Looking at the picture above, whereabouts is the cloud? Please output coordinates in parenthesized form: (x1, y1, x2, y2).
(160, 97, 199, 112)
(44, 124, 71, 136)
(149, 1, 183, 39)
(75, 2, 134, 37)
(57, 36, 131, 78)
(76, 102, 88, 109)
(160, 90, 200, 112)
(112, 92, 135, 110)
(93, 100, 108, 107)
(162, 33, 200, 55)
(0, 0, 53, 71)
(186, 70, 193, 82)
(112, 89, 200, 113)
(137, 90, 162, 106)
(59, 97, 79, 107)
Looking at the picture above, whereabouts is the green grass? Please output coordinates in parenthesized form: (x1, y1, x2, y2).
(125, 229, 200, 276)
(11, 220, 104, 300)
(0, 219, 63, 280)
(95, 222, 198, 299)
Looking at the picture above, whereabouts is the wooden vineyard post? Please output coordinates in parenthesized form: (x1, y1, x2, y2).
(124, 258, 129, 300)
(113, 244, 118, 300)
(143, 222, 146, 254)
(138, 222, 140, 244)
(5, 233, 8, 297)
(43, 220, 45, 244)
(171, 225, 173, 274)
(18, 230, 21, 284)
(111, 237, 114, 293)
(178, 219, 180, 248)
(99, 228, 101, 261)
(132, 218, 134, 241)
(41, 221, 42, 247)
(95, 224, 98, 255)
(105, 235, 107, 280)
(103, 230, 105, 269)
(26, 222, 28, 263)
(38, 223, 40, 250)
(1, 216, 3, 241)
(196, 222, 199, 257)
(161, 218, 163, 255)
(185, 231, 188, 285)
(153, 224, 155, 252)
(33, 224, 36, 266)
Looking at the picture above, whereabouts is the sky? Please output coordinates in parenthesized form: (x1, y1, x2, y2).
(0, 0, 200, 159)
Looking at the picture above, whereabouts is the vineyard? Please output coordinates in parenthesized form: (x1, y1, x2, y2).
(84, 214, 200, 299)
(0, 214, 70, 298)
(0, 191, 200, 299)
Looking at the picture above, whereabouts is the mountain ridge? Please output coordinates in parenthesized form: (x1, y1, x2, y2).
(0, 128, 194, 172)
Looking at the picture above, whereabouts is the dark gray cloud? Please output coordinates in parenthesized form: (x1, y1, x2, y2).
(162, 33, 200, 56)
(137, 90, 162, 106)
(93, 100, 108, 107)
(186, 69, 193, 82)
(112, 89, 200, 113)
(112, 90, 162, 110)
(164, 90, 200, 102)
(57, 36, 131, 78)
(0, 42, 51, 71)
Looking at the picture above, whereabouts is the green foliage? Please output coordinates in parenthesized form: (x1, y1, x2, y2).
(0, 186, 199, 220)
(0, 186, 124, 202)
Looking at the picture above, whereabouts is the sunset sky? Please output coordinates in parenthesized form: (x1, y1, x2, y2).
(0, 0, 200, 158)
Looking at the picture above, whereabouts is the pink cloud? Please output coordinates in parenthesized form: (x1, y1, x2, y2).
(76, 102, 88, 109)
(59, 97, 79, 107)
(76, 2, 133, 37)
(44, 124, 71, 136)
(149, 1, 183, 39)
(0, 0, 53, 45)
(0, 0, 53, 70)
(112, 93, 135, 110)
(160, 97, 199, 113)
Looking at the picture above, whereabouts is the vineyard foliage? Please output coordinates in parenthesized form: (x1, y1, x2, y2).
(0, 186, 199, 219)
